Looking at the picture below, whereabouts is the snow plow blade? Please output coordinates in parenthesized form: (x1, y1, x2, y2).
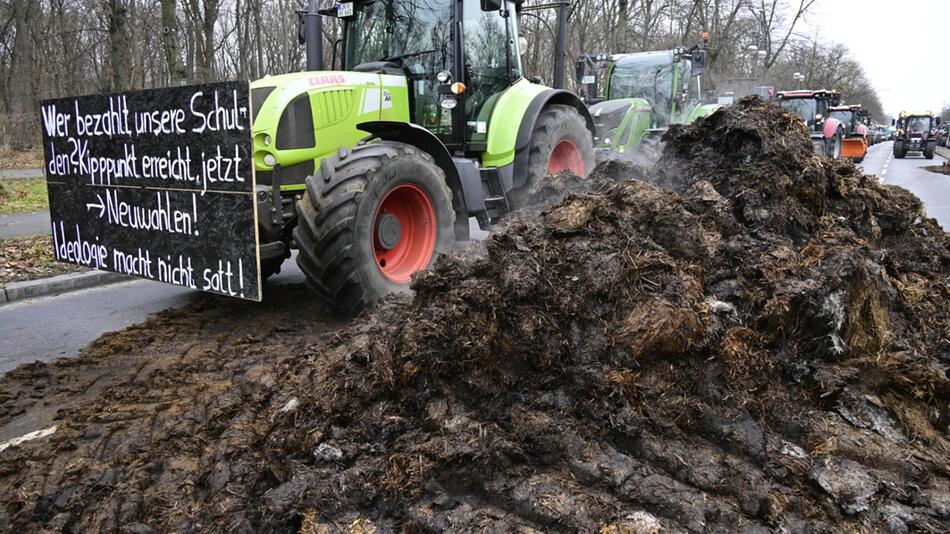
(841, 137, 867, 159)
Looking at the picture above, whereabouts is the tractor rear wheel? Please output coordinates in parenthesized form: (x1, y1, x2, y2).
(510, 104, 594, 207)
(294, 142, 455, 314)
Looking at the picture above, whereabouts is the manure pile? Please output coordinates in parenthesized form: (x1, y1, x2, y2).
(1, 97, 948, 532)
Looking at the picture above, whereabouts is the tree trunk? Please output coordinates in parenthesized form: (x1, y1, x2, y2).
(161, 0, 188, 84)
(10, 0, 36, 145)
(615, 0, 628, 51)
(108, 0, 132, 91)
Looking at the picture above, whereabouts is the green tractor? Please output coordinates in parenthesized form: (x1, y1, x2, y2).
(577, 43, 719, 158)
(252, 0, 594, 313)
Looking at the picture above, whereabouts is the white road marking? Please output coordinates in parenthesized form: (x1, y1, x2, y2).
(880, 152, 892, 181)
(0, 425, 57, 452)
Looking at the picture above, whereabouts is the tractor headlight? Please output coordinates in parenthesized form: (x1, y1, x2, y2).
(263, 134, 272, 147)
(263, 153, 277, 167)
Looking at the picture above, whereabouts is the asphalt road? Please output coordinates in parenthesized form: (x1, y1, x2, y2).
(859, 141, 949, 230)
(0, 211, 51, 239)
(0, 256, 306, 374)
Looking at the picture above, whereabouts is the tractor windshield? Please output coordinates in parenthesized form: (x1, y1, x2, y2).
(905, 116, 932, 132)
(829, 110, 853, 127)
(609, 52, 675, 127)
(780, 98, 818, 126)
(344, 0, 453, 71)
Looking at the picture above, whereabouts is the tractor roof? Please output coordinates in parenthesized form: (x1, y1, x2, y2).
(898, 111, 935, 118)
(610, 50, 673, 64)
(775, 90, 839, 99)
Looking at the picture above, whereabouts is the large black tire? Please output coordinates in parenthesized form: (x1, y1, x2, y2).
(294, 142, 455, 314)
(826, 128, 843, 159)
(893, 141, 906, 159)
(510, 104, 595, 207)
(924, 143, 935, 160)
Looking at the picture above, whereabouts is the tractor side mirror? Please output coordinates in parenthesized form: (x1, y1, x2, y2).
(891, 118, 896, 126)
(937, 117, 942, 126)
(480, 0, 502, 11)
(691, 50, 706, 77)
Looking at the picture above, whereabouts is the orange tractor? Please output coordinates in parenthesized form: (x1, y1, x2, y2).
(828, 104, 870, 163)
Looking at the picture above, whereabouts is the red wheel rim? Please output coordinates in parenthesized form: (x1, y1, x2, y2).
(547, 138, 586, 176)
(373, 184, 436, 284)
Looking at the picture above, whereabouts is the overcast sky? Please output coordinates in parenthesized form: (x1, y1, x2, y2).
(799, 0, 950, 118)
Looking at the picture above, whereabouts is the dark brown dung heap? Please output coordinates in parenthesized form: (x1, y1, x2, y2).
(1, 97, 948, 532)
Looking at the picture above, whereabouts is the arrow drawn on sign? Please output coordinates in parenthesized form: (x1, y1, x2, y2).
(86, 193, 106, 218)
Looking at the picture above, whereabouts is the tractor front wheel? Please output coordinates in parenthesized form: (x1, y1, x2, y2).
(827, 129, 843, 159)
(294, 142, 455, 314)
(893, 141, 906, 159)
(510, 104, 595, 208)
(924, 143, 935, 160)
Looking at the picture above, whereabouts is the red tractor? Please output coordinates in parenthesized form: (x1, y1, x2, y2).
(775, 90, 846, 159)
(829, 104, 870, 163)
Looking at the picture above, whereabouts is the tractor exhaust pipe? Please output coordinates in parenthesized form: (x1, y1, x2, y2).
(301, 0, 324, 72)
(553, 0, 570, 89)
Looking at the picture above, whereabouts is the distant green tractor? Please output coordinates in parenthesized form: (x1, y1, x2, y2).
(252, 0, 594, 313)
(577, 44, 719, 158)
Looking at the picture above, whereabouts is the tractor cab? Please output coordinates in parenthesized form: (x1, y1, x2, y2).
(581, 42, 718, 156)
(340, 0, 522, 147)
(828, 105, 869, 137)
(775, 90, 840, 128)
(775, 90, 846, 158)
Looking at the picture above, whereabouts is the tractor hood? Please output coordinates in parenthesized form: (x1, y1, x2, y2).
(249, 71, 410, 179)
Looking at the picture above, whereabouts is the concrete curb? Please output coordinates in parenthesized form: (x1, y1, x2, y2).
(936, 146, 950, 160)
(0, 169, 44, 180)
(1, 270, 131, 305)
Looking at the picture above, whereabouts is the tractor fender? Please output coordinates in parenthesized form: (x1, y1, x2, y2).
(855, 123, 868, 137)
(512, 90, 595, 189)
(823, 118, 843, 139)
(357, 121, 470, 241)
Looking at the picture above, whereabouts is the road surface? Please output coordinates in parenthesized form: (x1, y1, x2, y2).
(0, 257, 306, 374)
(0, 211, 51, 239)
(859, 141, 949, 230)
(0, 168, 44, 180)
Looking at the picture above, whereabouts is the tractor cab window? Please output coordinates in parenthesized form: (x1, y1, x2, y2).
(829, 110, 853, 127)
(463, 1, 522, 142)
(344, 0, 456, 138)
(905, 116, 932, 132)
(685, 61, 700, 104)
(609, 52, 675, 128)
(780, 98, 818, 126)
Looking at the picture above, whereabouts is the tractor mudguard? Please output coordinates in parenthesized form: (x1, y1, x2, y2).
(686, 103, 721, 124)
(823, 118, 842, 139)
(357, 121, 470, 241)
(510, 90, 594, 189)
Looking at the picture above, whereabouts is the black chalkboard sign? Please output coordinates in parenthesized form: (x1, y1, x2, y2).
(40, 81, 261, 301)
